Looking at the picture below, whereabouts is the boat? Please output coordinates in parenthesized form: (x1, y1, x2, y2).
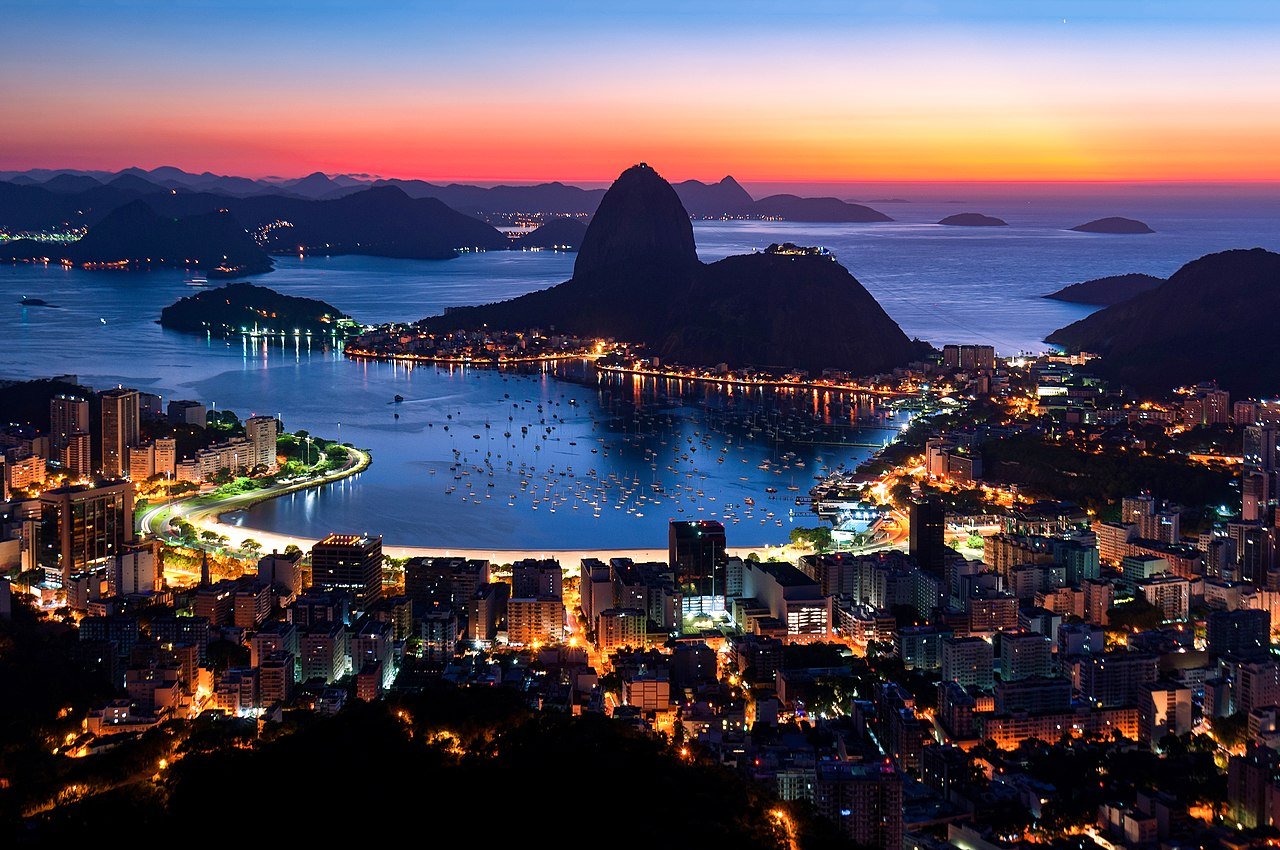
(393, 394, 404, 403)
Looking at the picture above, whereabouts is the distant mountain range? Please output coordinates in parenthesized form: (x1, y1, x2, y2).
(1046, 248, 1280, 395)
(0, 165, 894, 222)
(0, 165, 903, 275)
(420, 164, 926, 376)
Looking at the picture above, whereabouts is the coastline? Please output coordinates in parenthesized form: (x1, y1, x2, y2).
(140, 443, 818, 565)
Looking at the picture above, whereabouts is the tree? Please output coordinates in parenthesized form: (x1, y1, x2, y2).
(1106, 596, 1165, 632)
(241, 538, 262, 556)
(1211, 712, 1248, 750)
(789, 527, 833, 552)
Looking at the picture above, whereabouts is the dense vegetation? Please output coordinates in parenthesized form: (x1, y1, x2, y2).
(982, 433, 1235, 510)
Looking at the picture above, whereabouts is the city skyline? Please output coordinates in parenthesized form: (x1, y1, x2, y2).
(5, 1, 1280, 183)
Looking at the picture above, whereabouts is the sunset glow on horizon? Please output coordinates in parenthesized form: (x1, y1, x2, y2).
(5, 0, 1280, 184)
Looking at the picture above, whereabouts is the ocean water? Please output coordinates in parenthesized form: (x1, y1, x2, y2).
(2, 195, 1278, 547)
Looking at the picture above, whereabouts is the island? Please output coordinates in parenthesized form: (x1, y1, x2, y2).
(1070, 216, 1154, 234)
(1043, 272, 1165, 305)
(938, 213, 1007, 227)
(160, 282, 359, 339)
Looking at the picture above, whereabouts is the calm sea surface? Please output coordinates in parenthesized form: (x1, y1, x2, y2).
(2, 197, 1278, 547)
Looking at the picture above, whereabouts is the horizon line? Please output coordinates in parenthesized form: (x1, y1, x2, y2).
(7, 164, 1280, 188)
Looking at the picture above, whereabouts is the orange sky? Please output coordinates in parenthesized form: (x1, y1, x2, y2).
(4, 2, 1280, 183)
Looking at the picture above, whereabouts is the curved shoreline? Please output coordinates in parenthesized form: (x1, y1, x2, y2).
(142, 446, 805, 563)
(139, 445, 372, 547)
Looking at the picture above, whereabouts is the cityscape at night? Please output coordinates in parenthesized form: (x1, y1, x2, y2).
(3, 1, 1280, 846)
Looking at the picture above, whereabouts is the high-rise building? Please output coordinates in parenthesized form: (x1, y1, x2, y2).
(813, 761, 903, 850)
(511, 558, 563, 599)
(669, 520, 727, 614)
(61, 431, 93, 479)
(1207, 608, 1271, 659)
(310, 534, 383, 610)
(507, 596, 565, 645)
(942, 344, 996, 371)
(1075, 652, 1157, 708)
(909, 500, 946, 577)
(257, 550, 304, 605)
(153, 437, 176, 479)
(99, 388, 140, 478)
(244, 415, 279, 472)
(128, 442, 155, 481)
(38, 481, 135, 584)
(167, 399, 207, 428)
(1139, 682, 1192, 747)
(50, 394, 89, 446)
(112, 542, 158, 595)
(404, 557, 490, 616)
(999, 631, 1054, 681)
(941, 636, 994, 690)
(1243, 425, 1280, 522)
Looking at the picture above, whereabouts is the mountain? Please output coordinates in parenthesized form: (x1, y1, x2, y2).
(939, 213, 1007, 227)
(1046, 249, 1280, 395)
(1044, 273, 1166, 306)
(161, 282, 353, 337)
(0, 238, 58, 261)
(104, 173, 167, 194)
(1070, 217, 1154, 234)
(420, 164, 921, 376)
(12, 200, 273, 274)
(237, 185, 510, 257)
(283, 171, 357, 199)
(515, 218, 588, 250)
(663, 248, 919, 373)
(373, 179, 607, 216)
(41, 174, 103, 194)
(673, 176, 755, 217)
(574, 164, 699, 278)
(752, 194, 892, 223)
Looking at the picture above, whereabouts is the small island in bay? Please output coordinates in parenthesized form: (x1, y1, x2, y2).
(1044, 272, 1166, 305)
(1070, 216, 1154, 234)
(938, 212, 1008, 227)
(160, 282, 358, 339)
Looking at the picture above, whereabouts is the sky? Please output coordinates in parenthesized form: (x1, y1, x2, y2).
(3, 1, 1280, 183)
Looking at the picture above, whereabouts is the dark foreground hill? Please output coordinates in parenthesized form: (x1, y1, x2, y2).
(422, 164, 923, 375)
(1046, 248, 1280, 395)
(1044, 273, 1165, 306)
